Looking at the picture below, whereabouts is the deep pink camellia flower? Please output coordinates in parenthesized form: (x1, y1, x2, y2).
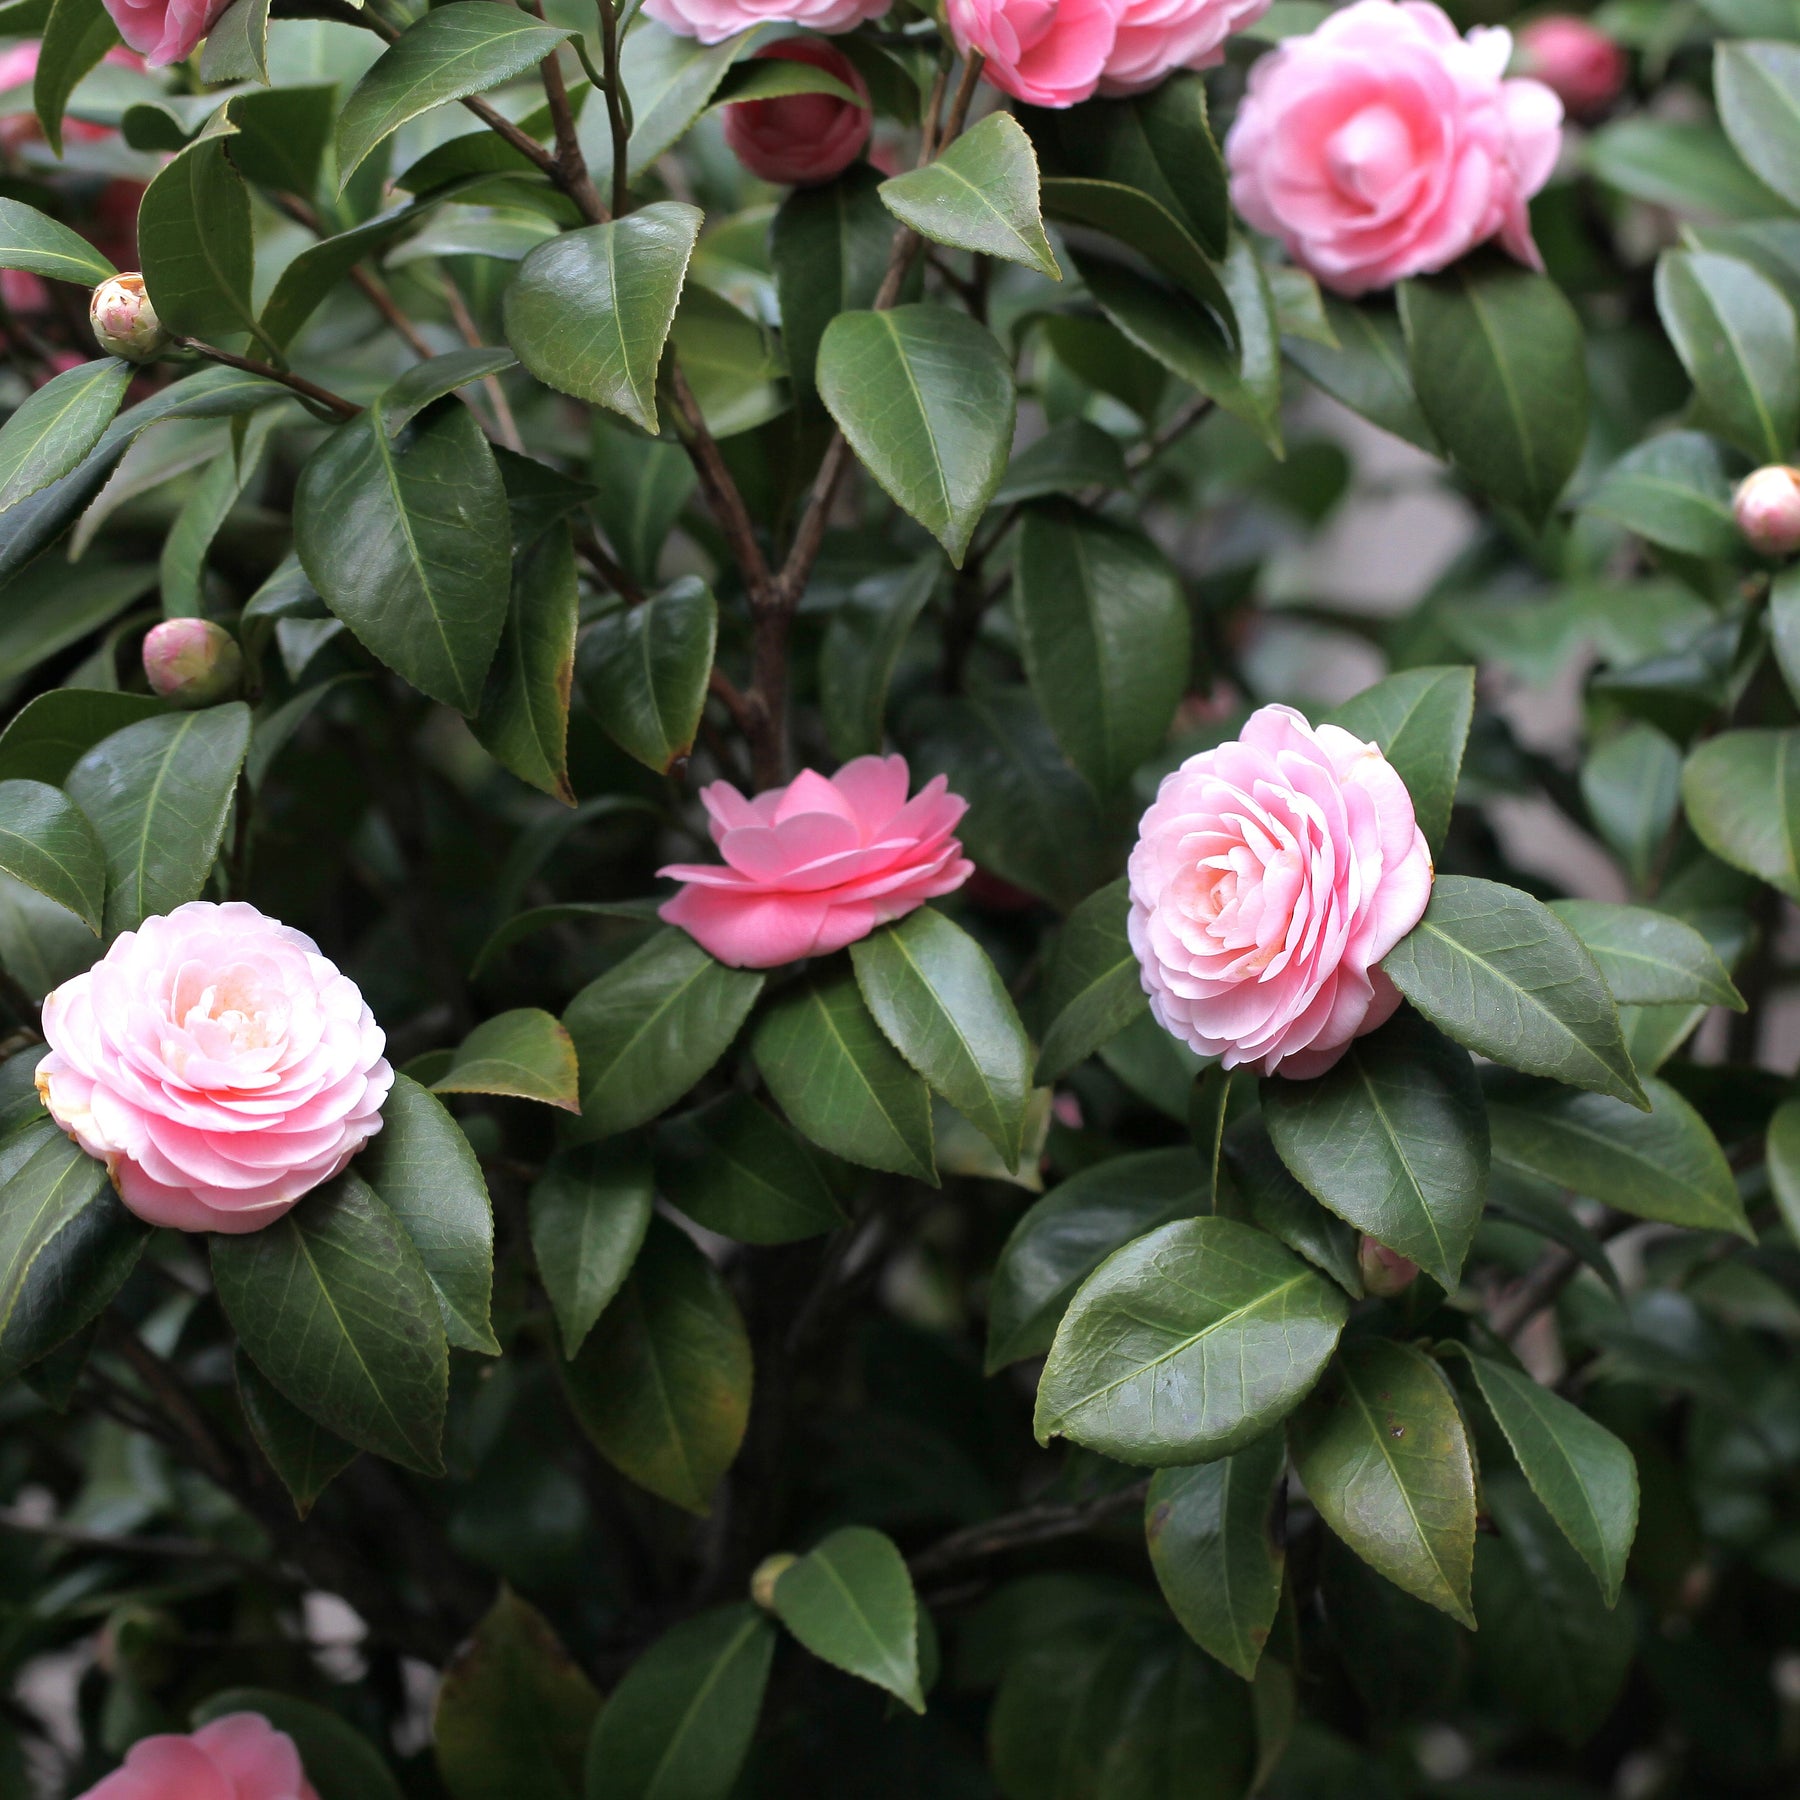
(644, 0, 886, 45)
(78, 1713, 320, 1800)
(103, 0, 233, 67)
(1515, 13, 1626, 121)
(1224, 0, 1563, 297)
(722, 38, 872, 186)
(37, 902, 393, 1233)
(947, 0, 1122, 108)
(1099, 0, 1271, 97)
(658, 755, 974, 968)
(1128, 704, 1433, 1079)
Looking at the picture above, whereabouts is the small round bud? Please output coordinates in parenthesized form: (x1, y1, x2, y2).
(1734, 465, 1800, 558)
(1515, 16, 1628, 122)
(1358, 1235, 1420, 1298)
(750, 1552, 797, 1612)
(722, 38, 871, 188)
(89, 272, 168, 363)
(142, 618, 244, 708)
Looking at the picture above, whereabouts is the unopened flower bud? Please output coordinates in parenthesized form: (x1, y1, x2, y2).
(89, 272, 168, 363)
(722, 38, 871, 187)
(1735, 465, 1800, 558)
(750, 1552, 797, 1612)
(1359, 1235, 1419, 1298)
(142, 618, 244, 708)
(1515, 16, 1628, 121)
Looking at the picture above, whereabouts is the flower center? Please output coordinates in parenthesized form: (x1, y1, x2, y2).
(1325, 103, 1413, 206)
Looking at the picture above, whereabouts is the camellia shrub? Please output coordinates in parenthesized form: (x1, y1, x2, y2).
(2, 0, 1800, 1792)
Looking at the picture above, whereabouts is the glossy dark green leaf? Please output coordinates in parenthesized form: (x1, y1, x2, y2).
(1289, 1339, 1476, 1626)
(1399, 256, 1589, 525)
(1222, 1116, 1362, 1299)
(582, 1604, 775, 1800)
(1718, 40, 1800, 210)
(376, 349, 518, 442)
(752, 971, 936, 1183)
(503, 205, 703, 434)
(987, 1146, 1207, 1372)
(235, 1349, 356, 1520)
(1587, 115, 1781, 218)
(1035, 1216, 1348, 1466)
(1044, 178, 1230, 321)
(199, 0, 271, 83)
(211, 1173, 449, 1475)
(1284, 296, 1437, 451)
(0, 195, 117, 285)
(138, 121, 263, 345)
(1145, 1432, 1287, 1681)
(1013, 507, 1189, 795)
(654, 1094, 845, 1246)
(1681, 728, 1800, 898)
(0, 359, 129, 517)
(529, 1139, 653, 1359)
(769, 164, 892, 406)
(1098, 1633, 1258, 1800)
(474, 521, 579, 804)
(1773, 563, 1800, 705)
(560, 1217, 752, 1515)
(434, 1008, 580, 1111)
(0, 779, 103, 933)
(1582, 431, 1743, 559)
(1546, 899, 1743, 1010)
(881, 111, 1058, 278)
(1382, 874, 1647, 1108)
(669, 283, 787, 440)
(435, 1589, 600, 1800)
(191, 1691, 402, 1800)
(1035, 877, 1142, 1084)
(563, 928, 764, 1142)
(65, 705, 251, 939)
(1327, 665, 1474, 856)
(1582, 723, 1682, 889)
(817, 305, 1015, 566)
(772, 1526, 923, 1711)
(590, 420, 695, 587)
(820, 558, 939, 763)
(993, 418, 1131, 506)
(1261, 1012, 1488, 1292)
(33, 0, 116, 158)
(578, 577, 716, 775)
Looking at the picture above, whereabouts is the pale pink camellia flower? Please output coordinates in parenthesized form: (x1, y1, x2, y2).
(1224, 0, 1563, 297)
(948, 0, 1122, 108)
(78, 1713, 321, 1800)
(658, 755, 974, 968)
(643, 0, 887, 46)
(1128, 703, 1433, 1079)
(722, 38, 872, 186)
(142, 617, 243, 705)
(37, 901, 393, 1234)
(1515, 13, 1626, 121)
(1099, 0, 1271, 98)
(103, 0, 233, 67)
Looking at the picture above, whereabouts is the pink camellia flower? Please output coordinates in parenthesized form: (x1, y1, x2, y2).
(1734, 465, 1800, 558)
(142, 617, 243, 704)
(1224, 0, 1563, 297)
(1515, 13, 1626, 121)
(37, 901, 393, 1234)
(658, 755, 974, 968)
(722, 38, 872, 186)
(1099, 0, 1271, 97)
(0, 41, 140, 145)
(644, 0, 887, 46)
(1128, 703, 1433, 1079)
(103, 0, 233, 68)
(78, 1713, 320, 1800)
(948, 0, 1122, 108)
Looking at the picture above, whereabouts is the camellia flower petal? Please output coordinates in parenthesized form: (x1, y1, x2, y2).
(1127, 703, 1433, 1078)
(103, 0, 234, 69)
(947, 0, 1122, 108)
(37, 901, 393, 1234)
(1099, 0, 1272, 97)
(77, 1713, 321, 1800)
(658, 754, 975, 967)
(643, 0, 888, 45)
(722, 38, 872, 187)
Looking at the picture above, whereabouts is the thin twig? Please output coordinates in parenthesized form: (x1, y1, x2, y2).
(0, 1513, 299, 1581)
(526, 3, 607, 224)
(666, 362, 773, 597)
(596, 0, 632, 218)
(708, 665, 758, 738)
(440, 272, 524, 453)
(573, 523, 643, 602)
(175, 339, 360, 421)
(909, 1478, 1150, 1582)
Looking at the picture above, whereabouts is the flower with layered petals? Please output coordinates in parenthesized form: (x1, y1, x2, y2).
(643, 0, 888, 45)
(948, 0, 1122, 108)
(1099, 0, 1270, 97)
(79, 1713, 320, 1800)
(722, 38, 872, 186)
(103, 0, 234, 68)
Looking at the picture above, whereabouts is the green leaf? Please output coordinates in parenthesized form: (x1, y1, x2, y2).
(138, 121, 263, 346)
(191, 1692, 402, 1800)
(64, 706, 251, 938)
(1146, 1432, 1287, 1681)
(880, 111, 1058, 278)
(772, 1526, 923, 1711)
(434, 1589, 600, 1800)
(1382, 874, 1648, 1108)
(1012, 507, 1190, 794)
(589, 421, 693, 588)
(816, 305, 1016, 566)
(563, 929, 763, 1142)
(751, 971, 937, 1183)
(1546, 899, 1744, 1010)
(1099, 1633, 1258, 1800)
(582, 1604, 775, 1800)
(1284, 296, 1438, 452)
(1034, 1216, 1349, 1466)
(336, 2, 574, 188)
(986, 1146, 1206, 1372)
(1770, 1095, 1800, 1242)
(1717, 39, 1800, 210)
(33, 0, 117, 158)
(577, 577, 716, 775)
(377, 348, 519, 440)
(1654, 249, 1800, 463)
(0, 1121, 146, 1386)
(503, 204, 703, 434)
(1582, 723, 1682, 890)
(235, 1349, 356, 1521)
(560, 1216, 752, 1514)
(199, 0, 272, 84)
(1681, 728, 1800, 899)
(820, 558, 940, 762)
(849, 905, 1032, 1170)
(434, 1008, 580, 1111)
(654, 1094, 845, 1246)
(1581, 431, 1743, 560)
(1261, 1012, 1489, 1293)
(1398, 255, 1589, 525)
(529, 1138, 653, 1359)
(1222, 1115, 1363, 1299)
(0, 360, 130, 517)
(1587, 116, 1783, 219)
(770, 165, 892, 406)
(473, 520, 579, 804)
(1035, 877, 1142, 1084)
(1042, 178, 1231, 320)
(1460, 1350, 1639, 1606)
(1289, 1339, 1476, 1627)
(1327, 666, 1474, 856)
(295, 401, 511, 715)
(211, 1173, 449, 1476)
(668, 284, 788, 439)
(0, 195, 116, 285)
(1487, 1074, 1753, 1239)
(0, 779, 104, 933)
(993, 417, 1131, 506)
(1773, 563, 1800, 706)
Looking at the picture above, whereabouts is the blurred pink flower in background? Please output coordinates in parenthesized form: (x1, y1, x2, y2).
(1099, 0, 1270, 96)
(644, 0, 888, 45)
(1515, 12, 1626, 120)
(78, 1713, 320, 1800)
(722, 37, 871, 185)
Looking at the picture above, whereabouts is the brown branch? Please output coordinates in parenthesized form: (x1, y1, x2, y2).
(440, 271, 525, 453)
(271, 191, 437, 363)
(175, 338, 360, 421)
(596, 0, 633, 219)
(909, 1477, 1149, 1582)
(667, 362, 773, 598)
(527, 2, 607, 225)
(574, 524, 643, 603)
(708, 666, 757, 738)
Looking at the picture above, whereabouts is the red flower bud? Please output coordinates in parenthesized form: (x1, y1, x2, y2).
(722, 38, 871, 188)
(1358, 1235, 1420, 1298)
(89, 272, 168, 363)
(1735, 465, 1800, 558)
(1515, 15, 1627, 121)
(142, 618, 244, 708)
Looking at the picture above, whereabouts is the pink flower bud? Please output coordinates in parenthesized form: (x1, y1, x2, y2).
(1515, 15, 1628, 121)
(141, 618, 244, 708)
(1734, 465, 1800, 558)
(89, 272, 168, 363)
(1358, 1235, 1420, 1297)
(721, 38, 871, 188)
